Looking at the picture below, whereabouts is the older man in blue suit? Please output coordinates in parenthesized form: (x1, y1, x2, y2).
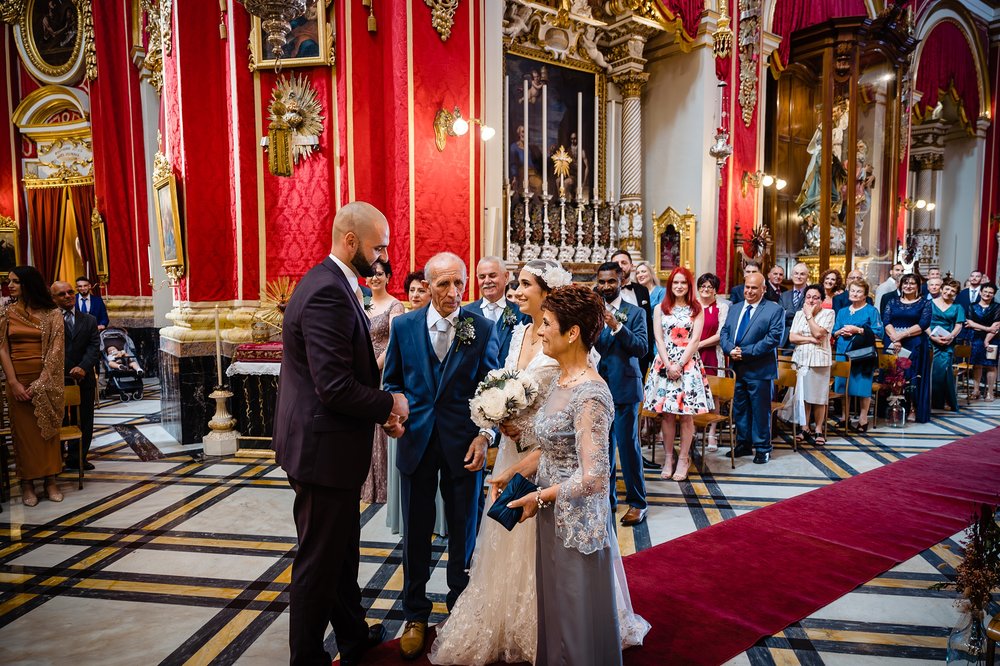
(720, 272, 785, 464)
(383, 252, 499, 660)
(594, 262, 649, 526)
(463, 256, 527, 367)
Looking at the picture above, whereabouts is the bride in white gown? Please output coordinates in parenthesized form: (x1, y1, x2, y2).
(429, 260, 649, 665)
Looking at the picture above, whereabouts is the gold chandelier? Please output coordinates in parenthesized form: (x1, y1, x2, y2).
(240, 0, 307, 59)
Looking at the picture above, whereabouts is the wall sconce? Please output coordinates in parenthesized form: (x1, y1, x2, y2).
(741, 170, 786, 197)
(901, 197, 936, 212)
(434, 107, 494, 152)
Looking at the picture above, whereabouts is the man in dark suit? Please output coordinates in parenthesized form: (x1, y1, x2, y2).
(594, 262, 649, 525)
(383, 252, 499, 660)
(273, 202, 409, 666)
(832, 269, 873, 312)
(720, 273, 785, 464)
(729, 261, 780, 305)
(611, 249, 654, 378)
(52, 281, 100, 471)
(464, 255, 526, 364)
(766, 265, 786, 301)
(779, 262, 810, 348)
(956, 269, 983, 310)
(75, 276, 109, 330)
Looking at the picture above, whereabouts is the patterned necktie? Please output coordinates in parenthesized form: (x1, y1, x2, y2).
(64, 309, 74, 330)
(432, 318, 451, 362)
(792, 289, 802, 310)
(735, 304, 754, 342)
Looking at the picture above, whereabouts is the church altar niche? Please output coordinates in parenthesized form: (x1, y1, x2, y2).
(763, 8, 916, 281)
(504, 47, 614, 266)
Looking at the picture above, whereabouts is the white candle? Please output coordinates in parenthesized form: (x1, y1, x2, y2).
(593, 94, 599, 199)
(504, 75, 509, 188)
(608, 102, 616, 201)
(576, 92, 583, 200)
(147, 245, 153, 280)
(523, 79, 529, 194)
(214, 308, 223, 387)
(542, 84, 548, 196)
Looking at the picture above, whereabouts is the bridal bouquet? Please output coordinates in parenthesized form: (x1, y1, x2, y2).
(469, 369, 540, 429)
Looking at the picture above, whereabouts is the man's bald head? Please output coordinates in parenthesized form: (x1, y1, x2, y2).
(330, 201, 389, 278)
(51, 280, 76, 310)
(743, 272, 765, 304)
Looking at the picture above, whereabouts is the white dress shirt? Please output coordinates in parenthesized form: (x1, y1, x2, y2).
(605, 295, 625, 335)
(77, 294, 91, 314)
(620, 286, 638, 306)
(426, 305, 460, 350)
(329, 254, 361, 299)
(480, 297, 505, 322)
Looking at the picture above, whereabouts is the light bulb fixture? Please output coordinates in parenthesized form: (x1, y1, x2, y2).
(433, 107, 494, 151)
(775, 178, 787, 190)
(926, 202, 936, 211)
(741, 170, 785, 197)
(900, 197, 935, 211)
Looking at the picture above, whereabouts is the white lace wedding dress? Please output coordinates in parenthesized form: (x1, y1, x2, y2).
(428, 324, 650, 665)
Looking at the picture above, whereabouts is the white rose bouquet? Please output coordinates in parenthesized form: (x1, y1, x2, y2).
(469, 369, 540, 430)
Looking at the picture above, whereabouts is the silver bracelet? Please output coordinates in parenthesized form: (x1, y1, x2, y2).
(535, 489, 550, 509)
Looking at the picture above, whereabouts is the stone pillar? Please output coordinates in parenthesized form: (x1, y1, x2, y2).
(908, 120, 948, 268)
(612, 70, 649, 255)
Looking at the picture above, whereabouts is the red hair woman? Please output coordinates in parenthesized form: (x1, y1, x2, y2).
(641, 267, 714, 481)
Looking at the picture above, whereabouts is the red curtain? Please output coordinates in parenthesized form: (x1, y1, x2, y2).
(771, 0, 869, 69)
(68, 185, 97, 284)
(657, 0, 705, 42)
(914, 21, 980, 131)
(26, 187, 65, 283)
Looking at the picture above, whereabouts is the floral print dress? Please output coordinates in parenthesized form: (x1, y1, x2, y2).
(642, 305, 714, 415)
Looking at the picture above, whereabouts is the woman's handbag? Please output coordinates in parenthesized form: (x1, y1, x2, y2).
(487, 473, 539, 531)
(845, 325, 878, 368)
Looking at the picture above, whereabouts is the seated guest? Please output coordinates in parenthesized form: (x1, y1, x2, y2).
(929, 278, 965, 411)
(820, 269, 843, 310)
(695, 272, 729, 451)
(832, 280, 883, 433)
(882, 274, 932, 422)
(635, 261, 666, 307)
(780, 263, 810, 348)
(832, 269, 872, 312)
(789, 284, 835, 446)
(729, 260, 780, 305)
(404, 270, 429, 310)
(966, 283, 1000, 401)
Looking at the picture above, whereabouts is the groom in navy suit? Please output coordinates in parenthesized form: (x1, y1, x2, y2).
(463, 256, 527, 369)
(720, 272, 785, 464)
(383, 252, 499, 660)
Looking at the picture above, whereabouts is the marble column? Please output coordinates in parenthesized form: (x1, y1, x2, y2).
(613, 70, 649, 255)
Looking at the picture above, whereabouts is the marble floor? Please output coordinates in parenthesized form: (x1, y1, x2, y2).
(0, 379, 993, 665)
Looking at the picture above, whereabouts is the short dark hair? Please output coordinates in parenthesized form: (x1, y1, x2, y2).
(697, 273, 720, 291)
(609, 249, 631, 263)
(744, 260, 762, 271)
(942, 278, 961, 291)
(506, 280, 518, 292)
(899, 272, 922, 288)
(541, 284, 605, 351)
(596, 261, 623, 275)
(373, 259, 392, 278)
(12, 266, 57, 311)
(403, 270, 424, 292)
(804, 283, 824, 299)
(980, 283, 998, 294)
(75, 275, 91, 285)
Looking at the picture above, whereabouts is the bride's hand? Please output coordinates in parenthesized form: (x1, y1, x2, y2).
(499, 420, 521, 442)
(506, 493, 538, 522)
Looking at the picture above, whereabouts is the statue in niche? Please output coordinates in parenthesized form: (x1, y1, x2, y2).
(660, 224, 680, 272)
(797, 103, 849, 254)
(849, 139, 876, 255)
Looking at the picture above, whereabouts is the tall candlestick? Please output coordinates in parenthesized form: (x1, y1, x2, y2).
(542, 85, 548, 196)
(147, 244, 153, 280)
(504, 75, 509, 188)
(593, 94, 599, 198)
(214, 308, 223, 387)
(523, 79, 530, 194)
(576, 92, 583, 200)
(608, 102, 616, 200)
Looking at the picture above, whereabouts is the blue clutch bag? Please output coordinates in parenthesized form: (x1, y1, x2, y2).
(487, 472, 538, 531)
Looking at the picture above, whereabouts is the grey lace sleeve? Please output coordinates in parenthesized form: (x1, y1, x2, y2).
(509, 367, 559, 454)
(555, 383, 613, 554)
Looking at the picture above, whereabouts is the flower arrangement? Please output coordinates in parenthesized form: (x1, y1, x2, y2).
(469, 369, 540, 430)
(455, 318, 476, 346)
(878, 355, 912, 405)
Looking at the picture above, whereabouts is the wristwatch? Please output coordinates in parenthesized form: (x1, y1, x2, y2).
(478, 429, 494, 441)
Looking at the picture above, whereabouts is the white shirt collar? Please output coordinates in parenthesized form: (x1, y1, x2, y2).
(740, 299, 761, 319)
(79, 294, 90, 302)
(605, 295, 624, 311)
(481, 296, 505, 310)
(328, 254, 360, 295)
(427, 305, 461, 329)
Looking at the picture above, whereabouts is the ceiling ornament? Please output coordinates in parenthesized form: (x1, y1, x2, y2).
(239, 0, 307, 60)
(712, 0, 732, 59)
(423, 0, 458, 41)
(737, 0, 760, 126)
(264, 73, 323, 177)
(503, 3, 612, 67)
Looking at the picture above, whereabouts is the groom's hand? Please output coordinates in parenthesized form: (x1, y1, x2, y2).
(464, 435, 489, 471)
(391, 393, 409, 422)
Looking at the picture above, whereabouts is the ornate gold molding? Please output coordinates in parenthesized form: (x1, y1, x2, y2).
(612, 71, 648, 98)
(160, 0, 172, 55)
(651, 206, 696, 278)
(423, 0, 458, 41)
(16, 0, 88, 83)
(0, 0, 25, 24)
(737, 0, 761, 126)
(82, 0, 97, 81)
(138, 0, 164, 93)
(152, 147, 171, 185)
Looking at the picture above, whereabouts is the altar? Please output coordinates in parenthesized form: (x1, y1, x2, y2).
(225, 342, 281, 458)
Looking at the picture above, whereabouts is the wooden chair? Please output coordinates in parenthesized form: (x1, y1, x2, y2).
(60, 384, 85, 490)
(828, 356, 852, 437)
(952, 344, 973, 403)
(694, 368, 737, 469)
(870, 351, 895, 429)
(770, 359, 800, 449)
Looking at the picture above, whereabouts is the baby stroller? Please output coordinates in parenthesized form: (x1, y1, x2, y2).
(99, 327, 145, 402)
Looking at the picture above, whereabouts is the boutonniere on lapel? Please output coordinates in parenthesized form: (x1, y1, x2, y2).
(362, 294, 373, 313)
(455, 317, 476, 346)
(614, 306, 629, 325)
(500, 306, 518, 328)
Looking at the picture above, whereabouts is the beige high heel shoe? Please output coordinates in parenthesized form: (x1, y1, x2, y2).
(672, 456, 691, 482)
(44, 478, 63, 503)
(660, 444, 675, 480)
(21, 481, 38, 507)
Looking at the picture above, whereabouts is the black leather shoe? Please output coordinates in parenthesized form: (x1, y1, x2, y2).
(641, 457, 662, 470)
(64, 461, 95, 471)
(752, 451, 771, 464)
(341, 623, 386, 665)
(733, 444, 754, 458)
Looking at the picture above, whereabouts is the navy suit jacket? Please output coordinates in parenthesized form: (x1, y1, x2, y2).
(76, 293, 109, 327)
(594, 301, 648, 405)
(719, 299, 784, 381)
(464, 298, 527, 366)
(956, 288, 980, 310)
(383, 307, 499, 477)
(779, 288, 805, 348)
(832, 291, 873, 313)
(273, 258, 394, 488)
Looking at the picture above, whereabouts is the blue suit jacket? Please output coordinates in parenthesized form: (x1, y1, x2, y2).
(594, 302, 648, 405)
(464, 298, 527, 366)
(77, 293, 109, 327)
(719, 299, 784, 381)
(383, 307, 499, 476)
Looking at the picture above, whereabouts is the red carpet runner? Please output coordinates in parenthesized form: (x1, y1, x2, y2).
(342, 430, 1000, 665)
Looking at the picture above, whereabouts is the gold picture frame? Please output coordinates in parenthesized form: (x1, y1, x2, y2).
(248, 0, 334, 71)
(14, 0, 87, 85)
(152, 169, 184, 270)
(90, 208, 108, 282)
(0, 215, 20, 274)
(652, 207, 696, 280)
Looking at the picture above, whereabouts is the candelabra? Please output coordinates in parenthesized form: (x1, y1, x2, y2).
(542, 193, 557, 260)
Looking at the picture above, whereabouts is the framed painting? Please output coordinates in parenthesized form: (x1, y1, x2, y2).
(0, 216, 19, 274)
(249, 0, 333, 71)
(504, 49, 605, 202)
(14, 0, 86, 84)
(90, 211, 108, 281)
(153, 171, 184, 268)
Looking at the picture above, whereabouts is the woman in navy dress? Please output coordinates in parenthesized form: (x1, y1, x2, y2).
(966, 283, 1000, 401)
(881, 273, 932, 422)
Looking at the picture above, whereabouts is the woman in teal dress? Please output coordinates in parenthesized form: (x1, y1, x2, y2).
(832, 281, 884, 432)
(929, 278, 965, 411)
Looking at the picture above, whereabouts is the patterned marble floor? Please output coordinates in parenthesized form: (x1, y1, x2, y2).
(0, 380, 993, 665)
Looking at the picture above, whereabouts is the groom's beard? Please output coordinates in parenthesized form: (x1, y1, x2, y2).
(351, 247, 377, 278)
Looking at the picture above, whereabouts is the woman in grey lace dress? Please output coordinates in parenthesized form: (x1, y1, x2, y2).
(496, 285, 649, 665)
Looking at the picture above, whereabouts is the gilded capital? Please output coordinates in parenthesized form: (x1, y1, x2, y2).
(613, 72, 649, 98)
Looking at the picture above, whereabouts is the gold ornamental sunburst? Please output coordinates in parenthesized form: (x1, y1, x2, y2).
(267, 73, 324, 175)
(255, 276, 298, 332)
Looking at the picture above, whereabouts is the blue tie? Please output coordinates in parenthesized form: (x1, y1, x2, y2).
(80, 297, 88, 314)
(735, 304, 753, 343)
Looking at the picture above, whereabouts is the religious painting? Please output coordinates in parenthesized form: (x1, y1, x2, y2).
(652, 207, 696, 280)
(14, 0, 85, 84)
(90, 213, 108, 280)
(505, 51, 604, 202)
(0, 216, 19, 274)
(153, 173, 184, 268)
(249, 0, 333, 71)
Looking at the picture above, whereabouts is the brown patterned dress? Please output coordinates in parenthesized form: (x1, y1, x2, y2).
(361, 299, 404, 504)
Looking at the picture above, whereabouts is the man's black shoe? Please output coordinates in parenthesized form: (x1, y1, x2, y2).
(64, 461, 95, 471)
(641, 456, 662, 470)
(752, 451, 771, 464)
(733, 444, 753, 457)
(340, 623, 386, 665)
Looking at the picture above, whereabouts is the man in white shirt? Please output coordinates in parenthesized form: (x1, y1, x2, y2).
(956, 270, 984, 310)
(875, 262, 904, 313)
